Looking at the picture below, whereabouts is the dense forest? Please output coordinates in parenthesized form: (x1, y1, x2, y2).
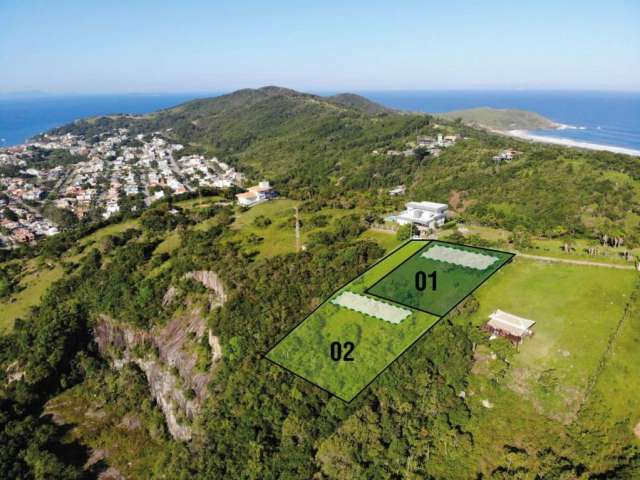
(2, 88, 639, 478)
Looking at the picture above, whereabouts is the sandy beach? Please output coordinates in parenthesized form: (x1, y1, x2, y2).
(505, 129, 640, 156)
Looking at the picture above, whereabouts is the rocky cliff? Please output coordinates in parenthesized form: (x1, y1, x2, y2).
(94, 271, 225, 441)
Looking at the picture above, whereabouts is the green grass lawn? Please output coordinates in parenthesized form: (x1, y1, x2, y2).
(524, 240, 638, 266)
(154, 231, 181, 254)
(173, 195, 223, 210)
(461, 224, 511, 242)
(0, 261, 63, 334)
(1, 218, 144, 335)
(359, 229, 402, 252)
(80, 219, 139, 247)
(442, 258, 638, 475)
(228, 200, 369, 258)
(229, 199, 299, 257)
(367, 241, 513, 316)
(456, 223, 638, 265)
(267, 240, 440, 401)
(464, 257, 637, 423)
(586, 283, 640, 437)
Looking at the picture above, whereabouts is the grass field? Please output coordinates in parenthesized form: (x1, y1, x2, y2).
(0, 261, 63, 334)
(463, 257, 637, 423)
(80, 219, 139, 247)
(267, 240, 442, 401)
(153, 231, 181, 254)
(1, 219, 139, 335)
(173, 195, 223, 210)
(359, 229, 401, 252)
(229, 199, 299, 257)
(367, 241, 513, 316)
(229, 200, 370, 258)
(587, 284, 640, 435)
(453, 223, 639, 266)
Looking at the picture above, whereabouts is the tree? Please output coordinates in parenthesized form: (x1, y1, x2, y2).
(396, 223, 413, 241)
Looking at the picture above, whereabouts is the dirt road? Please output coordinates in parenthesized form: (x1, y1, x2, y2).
(517, 253, 636, 270)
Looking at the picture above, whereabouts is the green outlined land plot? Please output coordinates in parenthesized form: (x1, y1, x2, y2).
(367, 241, 514, 316)
(265, 240, 514, 402)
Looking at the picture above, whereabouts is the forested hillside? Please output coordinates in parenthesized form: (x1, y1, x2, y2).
(2, 87, 639, 478)
(51, 86, 640, 244)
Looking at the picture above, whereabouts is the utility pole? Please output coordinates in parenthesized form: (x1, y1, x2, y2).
(295, 206, 301, 252)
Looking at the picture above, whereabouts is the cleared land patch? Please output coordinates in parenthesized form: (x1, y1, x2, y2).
(0, 261, 63, 334)
(266, 240, 513, 401)
(463, 258, 637, 423)
(422, 244, 500, 270)
(331, 291, 411, 324)
(367, 241, 514, 316)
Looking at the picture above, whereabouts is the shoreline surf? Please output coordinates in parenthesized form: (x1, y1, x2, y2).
(504, 129, 640, 156)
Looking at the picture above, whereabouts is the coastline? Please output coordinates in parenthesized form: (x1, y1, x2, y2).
(504, 129, 640, 157)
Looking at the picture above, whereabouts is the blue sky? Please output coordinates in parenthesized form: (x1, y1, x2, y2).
(1, 0, 639, 93)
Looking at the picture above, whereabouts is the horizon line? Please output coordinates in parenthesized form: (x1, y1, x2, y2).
(2, 87, 640, 98)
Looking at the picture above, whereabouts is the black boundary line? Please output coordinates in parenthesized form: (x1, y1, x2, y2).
(364, 240, 515, 316)
(261, 239, 426, 359)
(262, 239, 428, 401)
(344, 242, 515, 403)
(263, 239, 515, 403)
(264, 355, 352, 403)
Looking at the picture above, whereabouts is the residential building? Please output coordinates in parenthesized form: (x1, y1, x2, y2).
(236, 181, 277, 206)
(389, 201, 448, 229)
(389, 185, 406, 196)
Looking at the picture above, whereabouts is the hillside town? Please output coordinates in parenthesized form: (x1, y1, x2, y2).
(0, 129, 244, 247)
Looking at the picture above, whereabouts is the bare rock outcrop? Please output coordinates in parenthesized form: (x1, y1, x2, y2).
(184, 270, 226, 304)
(94, 308, 222, 441)
(93, 270, 227, 441)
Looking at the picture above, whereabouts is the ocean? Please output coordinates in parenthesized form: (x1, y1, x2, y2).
(1, 91, 639, 152)
(364, 90, 640, 151)
(0, 94, 210, 146)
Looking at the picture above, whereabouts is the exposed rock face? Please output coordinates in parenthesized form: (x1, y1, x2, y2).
(95, 311, 221, 441)
(184, 270, 227, 305)
(94, 272, 226, 441)
(5, 360, 25, 384)
(162, 286, 177, 307)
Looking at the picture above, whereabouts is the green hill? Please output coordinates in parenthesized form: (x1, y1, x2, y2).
(51, 86, 640, 241)
(438, 106, 558, 130)
(325, 92, 394, 114)
(3, 86, 640, 479)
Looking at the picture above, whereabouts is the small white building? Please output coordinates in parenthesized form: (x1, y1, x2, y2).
(388, 185, 406, 196)
(485, 309, 536, 344)
(236, 181, 277, 207)
(391, 201, 448, 229)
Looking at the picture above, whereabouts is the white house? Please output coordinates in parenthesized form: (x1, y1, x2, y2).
(236, 181, 277, 207)
(391, 201, 448, 229)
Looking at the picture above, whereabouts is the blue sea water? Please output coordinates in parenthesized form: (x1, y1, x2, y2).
(363, 90, 640, 151)
(0, 94, 212, 146)
(1, 91, 639, 151)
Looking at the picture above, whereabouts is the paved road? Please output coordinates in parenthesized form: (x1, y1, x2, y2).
(517, 253, 636, 270)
